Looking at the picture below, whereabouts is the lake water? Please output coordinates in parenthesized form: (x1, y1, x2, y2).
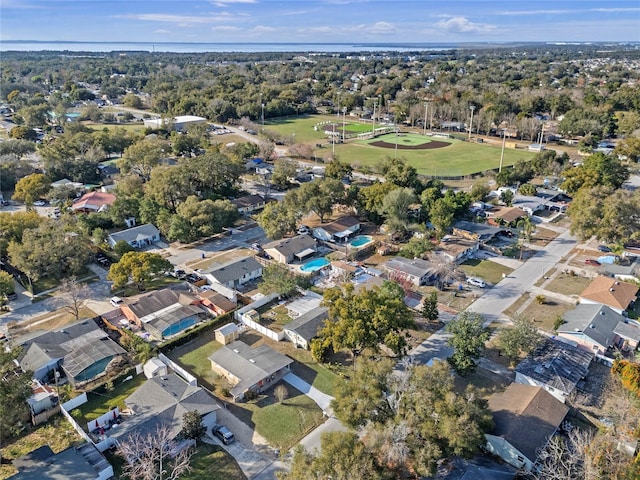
(0, 41, 459, 53)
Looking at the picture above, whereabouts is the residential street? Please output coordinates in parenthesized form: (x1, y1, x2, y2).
(410, 227, 578, 365)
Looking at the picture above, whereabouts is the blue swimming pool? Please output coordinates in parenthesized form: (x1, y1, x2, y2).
(349, 235, 373, 248)
(300, 257, 330, 273)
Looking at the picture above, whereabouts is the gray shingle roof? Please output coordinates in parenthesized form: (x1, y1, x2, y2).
(126, 289, 198, 320)
(559, 304, 626, 349)
(10, 445, 98, 480)
(108, 223, 159, 244)
(516, 339, 593, 396)
(453, 220, 501, 241)
(112, 373, 219, 441)
(205, 256, 262, 285)
(284, 307, 329, 342)
(18, 319, 125, 380)
(208, 341, 293, 397)
(383, 256, 435, 279)
(231, 194, 264, 208)
(263, 234, 316, 259)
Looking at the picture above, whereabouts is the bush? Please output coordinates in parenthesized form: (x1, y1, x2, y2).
(553, 316, 566, 331)
(535, 294, 547, 305)
(612, 359, 640, 398)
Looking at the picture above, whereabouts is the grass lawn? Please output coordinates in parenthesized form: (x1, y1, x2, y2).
(114, 275, 183, 297)
(459, 259, 514, 285)
(8, 306, 97, 336)
(83, 121, 145, 133)
(229, 385, 324, 451)
(0, 418, 82, 480)
(167, 327, 224, 390)
(530, 227, 560, 247)
(265, 114, 535, 176)
(74, 374, 147, 426)
(544, 272, 592, 296)
(184, 443, 246, 480)
(502, 293, 530, 318)
(505, 293, 575, 332)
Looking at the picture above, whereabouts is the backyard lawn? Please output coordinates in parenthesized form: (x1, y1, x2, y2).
(182, 444, 247, 480)
(167, 328, 224, 390)
(0, 419, 82, 480)
(74, 374, 146, 425)
(459, 259, 514, 285)
(228, 385, 324, 451)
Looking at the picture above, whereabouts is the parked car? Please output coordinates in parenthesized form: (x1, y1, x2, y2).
(250, 243, 262, 252)
(33, 200, 46, 206)
(467, 277, 486, 288)
(5, 291, 17, 301)
(110, 296, 124, 307)
(297, 225, 310, 235)
(597, 245, 612, 253)
(212, 425, 235, 445)
(172, 269, 186, 279)
(585, 259, 601, 266)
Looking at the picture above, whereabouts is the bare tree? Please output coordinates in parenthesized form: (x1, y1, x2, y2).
(534, 429, 595, 480)
(117, 424, 194, 480)
(53, 277, 92, 321)
(274, 384, 289, 403)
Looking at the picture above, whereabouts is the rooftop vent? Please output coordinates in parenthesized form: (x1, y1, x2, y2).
(249, 359, 256, 363)
(233, 349, 239, 353)
(615, 281, 620, 285)
(590, 324, 595, 329)
(600, 311, 606, 315)
(610, 288, 615, 292)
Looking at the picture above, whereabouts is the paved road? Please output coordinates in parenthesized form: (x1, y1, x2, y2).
(410, 227, 577, 365)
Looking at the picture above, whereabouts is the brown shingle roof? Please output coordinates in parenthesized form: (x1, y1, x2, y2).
(488, 383, 569, 461)
(317, 216, 360, 235)
(580, 276, 638, 311)
(492, 206, 527, 224)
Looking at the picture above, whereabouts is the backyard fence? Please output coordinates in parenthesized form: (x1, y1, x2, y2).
(158, 353, 198, 386)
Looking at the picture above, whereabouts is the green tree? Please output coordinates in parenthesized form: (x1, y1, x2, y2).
(429, 198, 455, 239)
(107, 252, 172, 290)
(279, 431, 388, 480)
(380, 157, 419, 190)
(271, 158, 298, 189)
(313, 282, 414, 363)
(398, 235, 433, 259)
(615, 136, 640, 163)
(0, 271, 15, 299)
(256, 202, 299, 240)
(122, 93, 143, 109)
(259, 263, 309, 297)
(519, 183, 537, 196)
(13, 173, 50, 206)
(0, 347, 32, 441)
(324, 157, 353, 181)
(8, 126, 37, 141)
(500, 189, 514, 206)
(296, 178, 345, 223)
(561, 152, 628, 195)
(181, 410, 205, 441)
(495, 315, 542, 365)
(446, 311, 490, 376)
(169, 196, 238, 242)
(118, 137, 169, 181)
(380, 187, 417, 234)
(422, 291, 439, 322)
(357, 182, 397, 224)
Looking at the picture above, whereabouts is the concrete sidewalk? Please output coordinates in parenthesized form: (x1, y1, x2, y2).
(283, 373, 334, 414)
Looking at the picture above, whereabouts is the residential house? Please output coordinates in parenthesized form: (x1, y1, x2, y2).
(283, 307, 329, 350)
(121, 289, 208, 340)
(107, 223, 161, 249)
(579, 275, 638, 315)
(143, 115, 206, 132)
(485, 383, 569, 472)
(231, 194, 266, 214)
(435, 236, 479, 264)
(107, 373, 219, 447)
(312, 216, 360, 242)
(198, 290, 237, 316)
(452, 220, 502, 243)
(557, 304, 640, 354)
(27, 380, 59, 422)
(603, 256, 640, 282)
(515, 339, 594, 402)
(203, 256, 263, 289)
(17, 318, 125, 387)
(50, 178, 84, 191)
(263, 234, 317, 264)
(8, 443, 113, 480)
(486, 206, 528, 226)
(330, 260, 360, 280)
(382, 256, 437, 287)
(71, 191, 116, 213)
(208, 341, 293, 401)
(214, 323, 240, 345)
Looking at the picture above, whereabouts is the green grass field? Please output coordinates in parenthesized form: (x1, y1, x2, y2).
(265, 115, 536, 177)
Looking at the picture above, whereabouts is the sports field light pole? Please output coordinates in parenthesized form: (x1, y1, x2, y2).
(499, 128, 507, 173)
(423, 102, 428, 136)
(468, 105, 475, 141)
(342, 107, 347, 144)
(395, 126, 399, 159)
(372, 100, 377, 136)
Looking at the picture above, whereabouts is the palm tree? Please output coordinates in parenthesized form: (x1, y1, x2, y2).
(517, 216, 535, 260)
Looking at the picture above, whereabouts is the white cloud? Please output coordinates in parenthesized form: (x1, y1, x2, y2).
(436, 16, 496, 34)
(120, 12, 238, 25)
(592, 7, 640, 12)
(153, 29, 170, 34)
(498, 9, 573, 16)
(305, 26, 332, 34)
(211, 0, 256, 6)
(251, 25, 277, 33)
(212, 25, 241, 32)
(369, 21, 396, 35)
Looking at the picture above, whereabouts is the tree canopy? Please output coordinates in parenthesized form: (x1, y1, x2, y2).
(446, 311, 490, 376)
(107, 251, 172, 290)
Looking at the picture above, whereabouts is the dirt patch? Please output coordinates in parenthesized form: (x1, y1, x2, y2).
(370, 140, 451, 150)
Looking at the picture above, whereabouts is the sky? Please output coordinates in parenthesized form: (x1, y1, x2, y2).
(1, 0, 639, 45)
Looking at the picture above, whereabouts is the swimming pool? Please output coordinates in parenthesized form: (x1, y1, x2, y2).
(349, 235, 373, 248)
(300, 257, 330, 273)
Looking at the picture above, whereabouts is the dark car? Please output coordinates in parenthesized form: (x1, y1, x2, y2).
(6, 291, 17, 301)
(585, 259, 601, 266)
(173, 269, 186, 279)
(212, 425, 235, 445)
(597, 245, 612, 253)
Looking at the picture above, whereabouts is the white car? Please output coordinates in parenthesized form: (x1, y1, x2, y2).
(467, 277, 486, 288)
(33, 200, 46, 206)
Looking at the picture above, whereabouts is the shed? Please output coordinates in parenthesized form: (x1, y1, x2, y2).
(215, 323, 240, 345)
(143, 357, 168, 379)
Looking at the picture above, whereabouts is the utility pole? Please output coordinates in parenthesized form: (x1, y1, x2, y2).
(468, 105, 475, 141)
(499, 128, 506, 173)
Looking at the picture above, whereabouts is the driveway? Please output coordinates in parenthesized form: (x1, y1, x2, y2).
(283, 373, 334, 413)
